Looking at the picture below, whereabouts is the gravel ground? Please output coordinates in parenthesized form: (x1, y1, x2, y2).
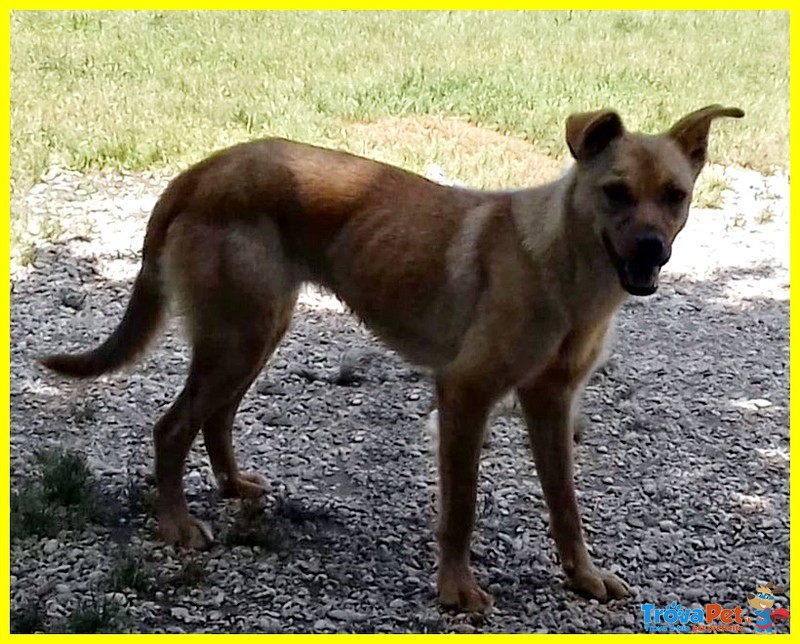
(10, 162, 789, 633)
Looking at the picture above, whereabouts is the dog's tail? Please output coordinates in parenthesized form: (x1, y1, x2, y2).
(38, 262, 165, 378)
(38, 173, 192, 379)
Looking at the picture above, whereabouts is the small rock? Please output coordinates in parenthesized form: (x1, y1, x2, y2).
(299, 559, 321, 574)
(43, 539, 59, 555)
(107, 592, 127, 605)
(210, 588, 225, 607)
(258, 617, 281, 631)
(329, 608, 368, 622)
(61, 289, 86, 310)
(732, 397, 773, 411)
(43, 167, 61, 182)
(36, 579, 57, 596)
(313, 619, 334, 631)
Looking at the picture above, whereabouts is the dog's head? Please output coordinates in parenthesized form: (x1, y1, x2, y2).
(566, 104, 744, 296)
(747, 582, 784, 611)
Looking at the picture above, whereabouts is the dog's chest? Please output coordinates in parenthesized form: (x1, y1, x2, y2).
(550, 320, 613, 384)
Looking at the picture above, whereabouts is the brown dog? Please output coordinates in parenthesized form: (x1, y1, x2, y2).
(40, 104, 743, 613)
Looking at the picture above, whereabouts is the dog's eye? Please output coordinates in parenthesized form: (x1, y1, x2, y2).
(602, 182, 634, 209)
(662, 185, 688, 206)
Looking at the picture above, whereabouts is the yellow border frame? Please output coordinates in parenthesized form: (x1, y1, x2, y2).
(3, 3, 797, 10)
(4, 4, 794, 639)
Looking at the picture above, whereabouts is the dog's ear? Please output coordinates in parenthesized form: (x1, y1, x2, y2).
(667, 104, 744, 175)
(566, 109, 625, 162)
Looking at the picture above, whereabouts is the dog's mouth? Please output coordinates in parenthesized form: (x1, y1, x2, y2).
(602, 232, 661, 297)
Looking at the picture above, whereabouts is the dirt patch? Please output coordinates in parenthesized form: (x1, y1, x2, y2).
(344, 115, 563, 188)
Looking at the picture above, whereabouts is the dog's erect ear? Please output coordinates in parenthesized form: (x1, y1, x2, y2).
(566, 109, 625, 162)
(667, 104, 744, 175)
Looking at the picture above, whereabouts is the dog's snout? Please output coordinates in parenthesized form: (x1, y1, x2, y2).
(634, 233, 669, 266)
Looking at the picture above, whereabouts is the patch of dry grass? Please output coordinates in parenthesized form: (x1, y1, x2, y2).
(339, 115, 563, 189)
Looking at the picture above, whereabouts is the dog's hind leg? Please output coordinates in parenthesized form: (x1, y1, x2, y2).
(154, 321, 285, 549)
(201, 296, 297, 501)
(155, 218, 299, 548)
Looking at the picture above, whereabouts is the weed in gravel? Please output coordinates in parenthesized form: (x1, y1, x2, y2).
(727, 211, 748, 230)
(693, 172, 730, 209)
(10, 484, 63, 539)
(108, 547, 155, 595)
(67, 398, 98, 423)
(66, 591, 123, 634)
(36, 449, 93, 507)
(15, 240, 38, 267)
(225, 500, 286, 551)
(38, 215, 68, 245)
(11, 450, 102, 539)
(756, 205, 776, 225)
(166, 558, 208, 588)
(10, 599, 46, 634)
(273, 495, 334, 525)
(268, 496, 343, 547)
(126, 479, 159, 517)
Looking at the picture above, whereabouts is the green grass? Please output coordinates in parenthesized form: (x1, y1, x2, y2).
(10, 599, 46, 634)
(11, 483, 57, 539)
(108, 547, 156, 595)
(65, 591, 123, 634)
(10, 10, 789, 252)
(37, 450, 93, 506)
(11, 450, 99, 539)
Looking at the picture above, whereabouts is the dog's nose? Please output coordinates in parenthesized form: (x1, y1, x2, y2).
(633, 233, 669, 266)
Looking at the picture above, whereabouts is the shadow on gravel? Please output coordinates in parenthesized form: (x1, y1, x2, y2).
(11, 241, 789, 634)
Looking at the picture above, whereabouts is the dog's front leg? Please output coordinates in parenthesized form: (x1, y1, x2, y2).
(435, 375, 494, 613)
(516, 380, 629, 602)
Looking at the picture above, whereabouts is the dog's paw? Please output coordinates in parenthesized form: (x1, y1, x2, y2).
(438, 572, 494, 613)
(220, 471, 268, 500)
(567, 565, 629, 602)
(159, 514, 214, 550)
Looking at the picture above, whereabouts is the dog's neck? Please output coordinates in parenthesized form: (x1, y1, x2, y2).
(509, 167, 627, 321)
